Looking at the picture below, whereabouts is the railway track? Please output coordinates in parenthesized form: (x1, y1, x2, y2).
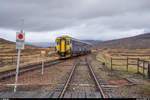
(58, 57, 106, 98)
(0, 59, 64, 80)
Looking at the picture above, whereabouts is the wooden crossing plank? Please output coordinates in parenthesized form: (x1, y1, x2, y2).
(86, 92, 96, 98)
(108, 93, 119, 98)
(78, 92, 86, 98)
(43, 92, 54, 98)
(0, 92, 15, 98)
(94, 92, 102, 98)
(71, 92, 79, 98)
(0, 92, 6, 97)
(13, 92, 28, 98)
(0, 91, 50, 98)
(63, 92, 71, 98)
(0, 91, 58, 98)
(51, 92, 60, 98)
(0, 91, 103, 98)
(20, 91, 54, 98)
(36, 92, 51, 98)
(20, 92, 39, 98)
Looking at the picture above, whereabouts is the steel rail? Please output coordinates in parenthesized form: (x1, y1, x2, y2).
(0, 59, 63, 80)
(0, 59, 59, 75)
(0, 55, 84, 80)
(86, 59, 106, 98)
(58, 62, 78, 98)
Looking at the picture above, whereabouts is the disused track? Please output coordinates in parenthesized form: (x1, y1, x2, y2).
(58, 57, 106, 98)
(0, 59, 64, 80)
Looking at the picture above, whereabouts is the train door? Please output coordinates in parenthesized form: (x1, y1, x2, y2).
(60, 38, 66, 53)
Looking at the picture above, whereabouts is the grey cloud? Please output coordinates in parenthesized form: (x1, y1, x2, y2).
(0, 0, 150, 41)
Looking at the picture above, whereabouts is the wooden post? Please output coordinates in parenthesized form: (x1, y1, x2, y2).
(143, 61, 145, 77)
(137, 58, 139, 73)
(127, 57, 128, 72)
(111, 57, 112, 71)
(0, 57, 1, 65)
(148, 62, 150, 79)
(12, 56, 13, 64)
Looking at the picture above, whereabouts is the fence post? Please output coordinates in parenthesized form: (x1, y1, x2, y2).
(12, 56, 13, 64)
(137, 58, 139, 73)
(148, 62, 150, 79)
(127, 57, 128, 72)
(143, 61, 145, 77)
(111, 57, 112, 71)
(0, 57, 1, 65)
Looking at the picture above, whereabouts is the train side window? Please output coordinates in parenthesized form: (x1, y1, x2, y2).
(57, 41, 60, 45)
(67, 41, 70, 45)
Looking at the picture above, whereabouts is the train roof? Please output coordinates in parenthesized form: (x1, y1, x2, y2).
(71, 38, 92, 46)
(56, 35, 92, 46)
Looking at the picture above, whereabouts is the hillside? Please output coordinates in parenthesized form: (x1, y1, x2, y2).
(0, 38, 54, 55)
(83, 40, 103, 44)
(0, 38, 14, 43)
(0, 37, 56, 73)
(97, 33, 150, 49)
(0, 38, 53, 48)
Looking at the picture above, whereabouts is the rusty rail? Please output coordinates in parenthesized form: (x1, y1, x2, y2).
(0, 59, 63, 80)
(86, 59, 106, 98)
(59, 57, 106, 98)
(58, 62, 78, 98)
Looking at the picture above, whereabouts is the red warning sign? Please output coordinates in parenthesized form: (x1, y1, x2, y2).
(18, 34, 23, 39)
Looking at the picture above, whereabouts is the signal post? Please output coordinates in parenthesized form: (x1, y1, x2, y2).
(41, 50, 46, 75)
(14, 30, 25, 92)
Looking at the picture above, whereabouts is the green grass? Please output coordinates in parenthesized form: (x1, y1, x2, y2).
(96, 54, 105, 62)
(96, 52, 147, 76)
(96, 53, 111, 70)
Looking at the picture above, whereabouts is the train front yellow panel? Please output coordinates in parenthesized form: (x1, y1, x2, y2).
(55, 36, 71, 58)
(60, 39, 65, 52)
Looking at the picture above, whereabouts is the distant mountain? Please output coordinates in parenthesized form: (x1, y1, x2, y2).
(0, 38, 14, 43)
(97, 33, 150, 49)
(83, 40, 103, 44)
(26, 40, 103, 48)
(0, 37, 103, 48)
(0, 37, 54, 48)
(25, 42, 55, 48)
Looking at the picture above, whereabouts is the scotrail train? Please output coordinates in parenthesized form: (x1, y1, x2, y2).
(55, 36, 92, 59)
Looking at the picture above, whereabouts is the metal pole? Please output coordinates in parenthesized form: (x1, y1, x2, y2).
(42, 55, 44, 75)
(14, 49, 21, 92)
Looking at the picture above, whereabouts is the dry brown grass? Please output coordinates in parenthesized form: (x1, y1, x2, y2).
(0, 43, 57, 72)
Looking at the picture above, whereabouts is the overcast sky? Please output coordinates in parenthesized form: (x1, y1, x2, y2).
(0, 0, 150, 42)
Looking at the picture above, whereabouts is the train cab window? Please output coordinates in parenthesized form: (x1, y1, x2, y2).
(67, 41, 70, 45)
(57, 41, 60, 45)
